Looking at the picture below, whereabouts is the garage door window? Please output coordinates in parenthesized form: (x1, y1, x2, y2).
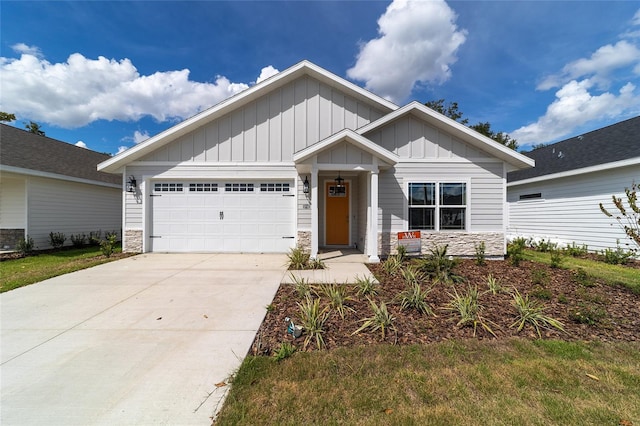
(260, 183, 290, 192)
(225, 183, 254, 192)
(189, 183, 218, 192)
(154, 183, 183, 192)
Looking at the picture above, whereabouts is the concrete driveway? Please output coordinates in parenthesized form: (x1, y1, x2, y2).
(1, 253, 287, 425)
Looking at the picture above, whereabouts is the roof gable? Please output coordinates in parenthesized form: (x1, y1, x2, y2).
(358, 102, 535, 170)
(0, 124, 120, 185)
(99, 60, 398, 172)
(508, 116, 640, 183)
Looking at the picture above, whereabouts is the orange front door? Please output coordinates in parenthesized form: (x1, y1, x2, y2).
(326, 181, 349, 245)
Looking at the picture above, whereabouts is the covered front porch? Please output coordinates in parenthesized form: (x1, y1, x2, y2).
(293, 129, 399, 263)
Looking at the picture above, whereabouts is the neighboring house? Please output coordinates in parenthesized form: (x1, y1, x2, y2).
(507, 116, 640, 253)
(98, 61, 534, 261)
(0, 124, 122, 250)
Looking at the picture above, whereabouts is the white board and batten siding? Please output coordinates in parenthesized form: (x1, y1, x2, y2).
(26, 176, 122, 249)
(507, 164, 639, 253)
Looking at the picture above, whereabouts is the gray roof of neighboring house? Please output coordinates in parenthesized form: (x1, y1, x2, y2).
(0, 124, 121, 185)
(508, 116, 640, 183)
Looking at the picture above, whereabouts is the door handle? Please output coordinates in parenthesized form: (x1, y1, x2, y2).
(220, 211, 224, 220)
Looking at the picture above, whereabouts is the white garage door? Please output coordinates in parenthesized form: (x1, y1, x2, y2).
(149, 181, 295, 253)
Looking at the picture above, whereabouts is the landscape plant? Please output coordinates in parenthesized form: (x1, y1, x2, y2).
(316, 283, 354, 319)
(549, 248, 564, 268)
(600, 240, 635, 265)
(510, 288, 564, 338)
(507, 237, 526, 266)
(49, 232, 66, 249)
(16, 236, 35, 256)
(289, 274, 312, 298)
(70, 234, 86, 248)
(474, 241, 486, 266)
(272, 342, 296, 361)
(100, 233, 117, 257)
(296, 296, 329, 350)
(415, 244, 464, 284)
(382, 253, 403, 275)
(444, 285, 496, 337)
(397, 281, 434, 316)
(88, 230, 102, 246)
(353, 299, 396, 340)
(486, 274, 502, 295)
(355, 275, 378, 297)
(599, 181, 640, 250)
(564, 242, 588, 257)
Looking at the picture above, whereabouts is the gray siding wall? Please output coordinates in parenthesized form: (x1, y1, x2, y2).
(27, 177, 122, 249)
(0, 175, 25, 228)
(297, 174, 311, 230)
(364, 115, 493, 160)
(379, 161, 505, 232)
(507, 164, 639, 253)
(139, 76, 385, 163)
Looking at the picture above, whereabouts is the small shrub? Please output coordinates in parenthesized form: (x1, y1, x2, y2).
(265, 304, 275, 313)
(530, 269, 550, 286)
(355, 275, 379, 297)
(353, 299, 396, 340)
(486, 274, 502, 295)
(532, 238, 558, 252)
(88, 230, 102, 246)
(569, 303, 606, 325)
(557, 294, 568, 304)
(290, 274, 312, 298)
(316, 283, 354, 319)
(396, 244, 407, 261)
(273, 342, 297, 361)
(287, 247, 310, 269)
(296, 296, 329, 350)
(511, 288, 564, 338)
(531, 286, 552, 300)
(474, 241, 486, 266)
(16, 235, 35, 256)
(549, 249, 564, 268)
(49, 232, 66, 249)
(573, 268, 595, 287)
(382, 254, 403, 276)
(507, 238, 526, 266)
(415, 245, 464, 284)
(397, 281, 434, 316)
(308, 257, 325, 270)
(600, 241, 635, 265)
(564, 242, 588, 257)
(444, 285, 496, 337)
(70, 233, 86, 248)
(100, 234, 117, 258)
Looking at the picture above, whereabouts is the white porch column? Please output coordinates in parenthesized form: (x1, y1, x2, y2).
(310, 164, 319, 259)
(368, 168, 380, 263)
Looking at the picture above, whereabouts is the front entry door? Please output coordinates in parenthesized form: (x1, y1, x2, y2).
(326, 181, 349, 245)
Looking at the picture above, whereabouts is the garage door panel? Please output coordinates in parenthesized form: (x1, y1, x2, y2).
(150, 181, 294, 253)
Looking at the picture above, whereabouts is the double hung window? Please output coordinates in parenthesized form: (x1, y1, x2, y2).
(408, 182, 467, 230)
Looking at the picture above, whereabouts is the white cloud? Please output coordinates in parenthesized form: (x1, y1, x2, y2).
(538, 41, 640, 90)
(116, 146, 128, 155)
(511, 79, 639, 144)
(0, 49, 265, 129)
(74, 140, 87, 149)
(11, 43, 43, 58)
(347, 0, 466, 103)
(256, 66, 279, 84)
(132, 130, 150, 144)
(632, 8, 640, 26)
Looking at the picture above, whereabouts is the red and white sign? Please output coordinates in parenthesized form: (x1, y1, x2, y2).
(398, 231, 421, 253)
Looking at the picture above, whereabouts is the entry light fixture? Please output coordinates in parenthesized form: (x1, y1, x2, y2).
(335, 172, 344, 188)
(303, 176, 310, 194)
(126, 176, 137, 193)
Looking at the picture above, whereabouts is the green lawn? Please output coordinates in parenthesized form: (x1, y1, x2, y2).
(215, 339, 640, 425)
(523, 249, 640, 293)
(0, 245, 128, 293)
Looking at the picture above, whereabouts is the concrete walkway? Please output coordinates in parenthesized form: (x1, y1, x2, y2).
(282, 249, 379, 285)
(1, 253, 287, 425)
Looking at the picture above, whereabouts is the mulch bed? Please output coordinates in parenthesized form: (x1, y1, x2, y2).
(252, 257, 640, 355)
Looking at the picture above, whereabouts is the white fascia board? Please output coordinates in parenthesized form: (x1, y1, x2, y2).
(0, 165, 121, 189)
(98, 60, 398, 173)
(293, 129, 399, 165)
(507, 156, 640, 187)
(358, 101, 535, 170)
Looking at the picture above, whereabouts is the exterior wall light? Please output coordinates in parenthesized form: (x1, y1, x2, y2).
(126, 176, 137, 193)
(303, 176, 310, 194)
(334, 172, 344, 188)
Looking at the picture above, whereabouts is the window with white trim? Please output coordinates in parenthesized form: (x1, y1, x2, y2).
(408, 182, 467, 231)
(260, 183, 290, 192)
(154, 183, 183, 192)
(225, 183, 254, 192)
(189, 183, 218, 192)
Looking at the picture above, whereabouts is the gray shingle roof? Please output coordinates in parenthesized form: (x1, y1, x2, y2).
(0, 124, 121, 185)
(508, 116, 640, 183)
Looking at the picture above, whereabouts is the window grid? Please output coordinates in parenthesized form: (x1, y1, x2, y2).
(408, 182, 466, 231)
(260, 183, 290, 192)
(225, 183, 254, 192)
(154, 183, 183, 192)
(189, 183, 218, 192)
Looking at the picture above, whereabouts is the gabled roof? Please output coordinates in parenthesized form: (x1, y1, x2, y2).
(293, 129, 399, 166)
(357, 102, 535, 170)
(98, 60, 398, 173)
(508, 116, 640, 184)
(0, 124, 120, 185)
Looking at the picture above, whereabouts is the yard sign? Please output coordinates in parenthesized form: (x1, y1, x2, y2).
(398, 231, 421, 254)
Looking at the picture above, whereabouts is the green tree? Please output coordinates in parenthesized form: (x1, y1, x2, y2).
(425, 99, 518, 150)
(24, 120, 45, 136)
(0, 112, 16, 122)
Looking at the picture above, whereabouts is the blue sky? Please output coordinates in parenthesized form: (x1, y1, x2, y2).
(2, 1, 639, 155)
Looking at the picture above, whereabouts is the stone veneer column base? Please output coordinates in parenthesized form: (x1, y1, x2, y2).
(378, 232, 504, 258)
(297, 231, 311, 252)
(124, 229, 143, 253)
(0, 229, 25, 249)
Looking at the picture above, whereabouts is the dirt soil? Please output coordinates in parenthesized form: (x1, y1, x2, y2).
(252, 258, 640, 355)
